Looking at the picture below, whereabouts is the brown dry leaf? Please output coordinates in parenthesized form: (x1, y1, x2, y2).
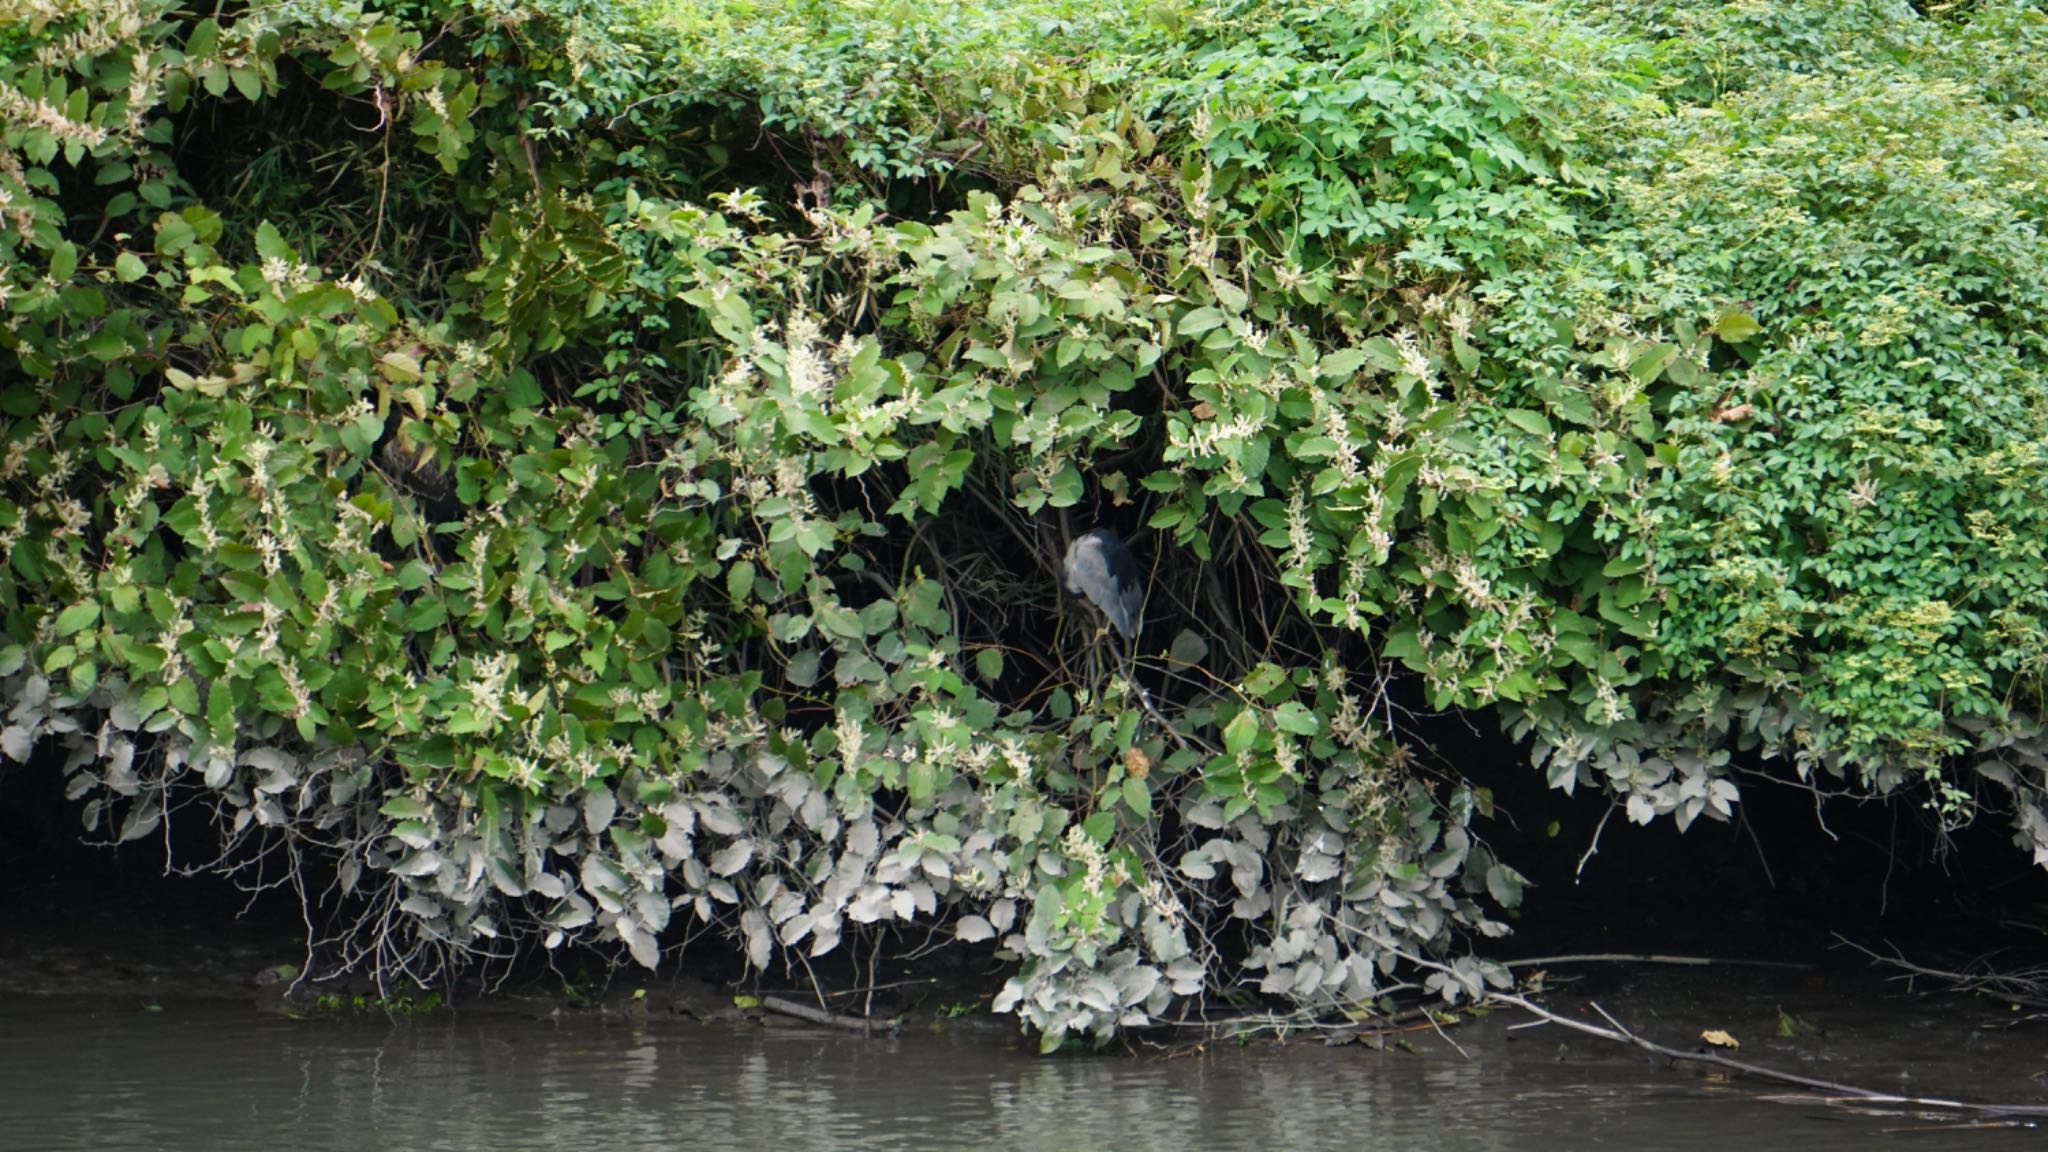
(1191, 401, 1215, 420)
(1123, 746, 1151, 780)
(1711, 402, 1754, 423)
(1700, 1029, 1740, 1050)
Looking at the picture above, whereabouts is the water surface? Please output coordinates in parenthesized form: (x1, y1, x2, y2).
(0, 994, 2036, 1151)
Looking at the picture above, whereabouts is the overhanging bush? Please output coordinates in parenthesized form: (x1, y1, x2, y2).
(5, 0, 2048, 1049)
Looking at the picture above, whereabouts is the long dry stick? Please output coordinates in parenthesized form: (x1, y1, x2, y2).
(1833, 933, 2048, 1009)
(1504, 953, 1813, 970)
(1489, 993, 2048, 1118)
(760, 994, 899, 1034)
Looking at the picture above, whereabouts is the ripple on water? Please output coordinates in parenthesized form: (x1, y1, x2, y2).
(0, 998, 2037, 1151)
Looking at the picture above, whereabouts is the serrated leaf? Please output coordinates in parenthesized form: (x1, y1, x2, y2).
(727, 560, 755, 603)
(1122, 776, 1152, 818)
(1081, 810, 1115, 844)
(0, 726, 32, 762)
(1485, 863, 1525, 909)
(1223, 709, 1259, 755)
(1273, 702, 1320, 736)
(709, 840, 753, 876)
(1318, 348, 1367, 378)
(392, 850, 442, 877)
(1168, 629, 1208, 667)
(1501, 409, 1551, 438)
(380, 795, 432, 821)
(583, 786, 616, 833)
(52, 601, 98, 636)
(206, 678, 235, 747)
(1178, 306, 1225, 336)
(1629, 343, 1679, 384)
(1714, 308, 1760, 343)
(186, 18, 220, 57)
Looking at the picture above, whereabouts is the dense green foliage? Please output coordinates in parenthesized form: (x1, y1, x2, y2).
(6, 0, 2048, 1046)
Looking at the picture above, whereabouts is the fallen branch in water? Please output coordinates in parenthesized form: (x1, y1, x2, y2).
(1490, 993, 2048, 1118)
(1832, 934, 2048, 1010)
(760, 995, 899, 1034)
(1504, 953, 1813, 970)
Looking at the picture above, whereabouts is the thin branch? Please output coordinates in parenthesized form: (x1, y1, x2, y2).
(1833, 933, 2048, 1009)
(1576, 797, 1617, 882)
(1490, 993, 2048, 1118)
(760, 994, 898, 1034)
(1504, 953, 1814, 971)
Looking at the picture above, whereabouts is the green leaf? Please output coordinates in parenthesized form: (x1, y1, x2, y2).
(1273, 702, 1320, 736)
(206, 678, 235, 747)
(1318, 348, 1367, 378)
(255, 221, 289, 262)
(167, 678, 200, 717)
(1629, 342, 1679, 384)
(1081, 810, 1115, 844)
(975, 647, 1004, 682)
(186, 18, 220, 57)
(1382, 624, 1422, 663)
(1714, 307, 1761, 343)
(1178, 307, 1225, 336)
(1223, 709, 1259, 756)
(1485, 863, 1525, 909)
(380, 795, 432, 821)
(1502, 409, 1551, 438)
(52, 601, 99, 636)
(1122, 776, 1152, 818)
(726, 560, 755, 603)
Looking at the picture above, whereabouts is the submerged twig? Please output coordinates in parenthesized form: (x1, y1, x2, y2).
(1504, 953, 1813, 970)
(1575, 798, 1617, 881)
(1833, 933, 2048, 1010)
(760, 994, 899, 1034)
(1491, 993, 2048, 1118)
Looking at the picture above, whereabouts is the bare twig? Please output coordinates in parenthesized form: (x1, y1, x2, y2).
(1490, 993, 2048, 1118)
(1833, 934, 2048, 1009)
(1576, 798, 1617, 882)
(760, 994, 898, 1034)
(1504, 953, 1814, 971)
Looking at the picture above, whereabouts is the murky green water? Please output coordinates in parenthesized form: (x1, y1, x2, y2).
(0, 994, 2038, 1151)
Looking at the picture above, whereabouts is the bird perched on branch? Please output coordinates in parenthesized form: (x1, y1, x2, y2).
(1062, 527, 1143, 640)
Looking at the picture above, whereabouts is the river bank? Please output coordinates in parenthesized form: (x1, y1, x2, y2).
(7, 857, 2047, 1127)
(5, 956, 2046, 1152)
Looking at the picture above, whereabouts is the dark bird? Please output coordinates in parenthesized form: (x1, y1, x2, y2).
(1062, 528, 1143, 640)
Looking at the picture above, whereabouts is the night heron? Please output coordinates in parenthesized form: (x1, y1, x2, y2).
(1062, 528, 1143, 640)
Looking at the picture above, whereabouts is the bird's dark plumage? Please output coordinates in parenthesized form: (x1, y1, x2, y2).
(1062, 528, 1143, 639)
